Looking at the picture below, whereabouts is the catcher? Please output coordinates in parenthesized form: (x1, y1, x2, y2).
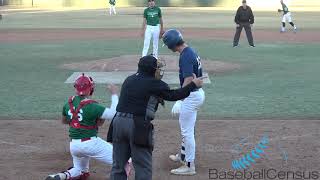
(46, 73, 131, 180)
(278, 0, 297, 33)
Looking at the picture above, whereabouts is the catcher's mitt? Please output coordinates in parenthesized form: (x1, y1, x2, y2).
(278, 9, 282, 13)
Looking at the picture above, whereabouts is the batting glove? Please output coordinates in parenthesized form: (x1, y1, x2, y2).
(171, 100, 182, 116)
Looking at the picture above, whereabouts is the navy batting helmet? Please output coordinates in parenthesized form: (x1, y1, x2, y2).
(162, 29, 184, 50)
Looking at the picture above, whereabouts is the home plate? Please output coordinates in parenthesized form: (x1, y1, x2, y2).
(65, 72, 211, 84)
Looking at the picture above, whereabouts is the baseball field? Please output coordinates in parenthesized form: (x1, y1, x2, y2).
(0, 7, 319, 180)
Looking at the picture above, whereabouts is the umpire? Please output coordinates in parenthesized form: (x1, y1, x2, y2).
(233, 0, 255, 47)
(108, 55, 205, 180)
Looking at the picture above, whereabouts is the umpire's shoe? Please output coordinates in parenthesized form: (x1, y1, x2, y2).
(170, 162, 196, 176)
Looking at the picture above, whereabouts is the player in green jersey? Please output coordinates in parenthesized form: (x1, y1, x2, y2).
(109, 0, 116, 15)
(141, 0, 164, 58)
(278, 0, 297, 32)
(46, 74, 131, 180)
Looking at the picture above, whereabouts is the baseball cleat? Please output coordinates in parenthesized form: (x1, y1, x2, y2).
(170, 163, 196, 176)
(45, 173, 66, 180)
(293, 26, 298, 33)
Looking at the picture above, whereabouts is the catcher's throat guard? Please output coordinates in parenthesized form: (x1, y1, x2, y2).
(155, 59, 166, 80)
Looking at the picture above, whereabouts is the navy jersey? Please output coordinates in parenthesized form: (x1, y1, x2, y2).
(179, 47, 203, 87)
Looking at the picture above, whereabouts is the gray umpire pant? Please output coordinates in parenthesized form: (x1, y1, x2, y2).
(110, 114, 152, 180)
(233, 23, 254, 46)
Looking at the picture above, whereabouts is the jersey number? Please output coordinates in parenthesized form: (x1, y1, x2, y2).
(68, 109, 83, 121)
(197, 56, 202, 70)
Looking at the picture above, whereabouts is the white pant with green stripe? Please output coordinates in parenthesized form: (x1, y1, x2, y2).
(142, 25, 160, 58)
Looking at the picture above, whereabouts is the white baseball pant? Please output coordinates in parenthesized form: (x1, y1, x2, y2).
(179, 88, 205, 163)
(66, 137, 113, 179)
(142, 25, 160, 58)
(282, 12, 292, 23)
(109, 5, 116, 15)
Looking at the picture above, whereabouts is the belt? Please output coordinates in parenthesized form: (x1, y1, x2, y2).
(71, 136, 97, 142)
(147, 24, 160, 27)
(116, 112, 133, 118)
(191, 88, 199, 92)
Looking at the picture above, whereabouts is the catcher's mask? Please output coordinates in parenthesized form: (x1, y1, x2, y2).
(74, 73, 95, 96)
(155, 59, 166, 80)
(138, 55, 166, 79)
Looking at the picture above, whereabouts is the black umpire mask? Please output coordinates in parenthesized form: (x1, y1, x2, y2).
(138, 55, 165, 79)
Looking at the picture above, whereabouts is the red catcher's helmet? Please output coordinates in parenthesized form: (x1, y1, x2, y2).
(74, 73, 95, 96)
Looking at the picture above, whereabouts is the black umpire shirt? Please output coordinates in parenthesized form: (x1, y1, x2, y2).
(235, 6, 255, 24)
(116, 71, 197, 118)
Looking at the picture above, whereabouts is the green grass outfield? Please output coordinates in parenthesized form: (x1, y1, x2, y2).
(1, 8, 320, 29)
(0, 8, 319, 120)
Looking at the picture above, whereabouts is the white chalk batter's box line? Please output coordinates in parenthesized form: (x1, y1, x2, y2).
(65, 72, 211, 84)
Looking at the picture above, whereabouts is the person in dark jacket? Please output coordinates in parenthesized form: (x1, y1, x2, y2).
(233, 0, 255, 47)
(108, 55, 205, 180)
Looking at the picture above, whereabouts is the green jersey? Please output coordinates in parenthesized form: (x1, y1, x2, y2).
(109, 0, 115, 6)
(62, 96, 105, 139)
(144, 6, 162, 26)
(281, 2, 289, 14)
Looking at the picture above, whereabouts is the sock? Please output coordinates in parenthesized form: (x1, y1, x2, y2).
(180, 144, 185, 161)
(289, 22, 295, 27)
(186, 161, 195, 168)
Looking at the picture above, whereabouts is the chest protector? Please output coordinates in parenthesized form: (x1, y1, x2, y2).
(68, 96, 98, 130)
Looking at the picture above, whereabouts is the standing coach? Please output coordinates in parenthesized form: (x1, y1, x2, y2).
(233, 0, 255, 47)
(108, 55, 205, 180)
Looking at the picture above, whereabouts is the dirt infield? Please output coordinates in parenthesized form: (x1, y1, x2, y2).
(1, 28, 319, 43)
(0, 120, 319, 180)
(61, 55, 241, 74)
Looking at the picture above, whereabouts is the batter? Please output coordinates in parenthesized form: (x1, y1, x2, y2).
(162, 29, 205, 176)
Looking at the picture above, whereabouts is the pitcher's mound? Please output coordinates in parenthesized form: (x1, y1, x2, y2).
(61, 55, 240, 73)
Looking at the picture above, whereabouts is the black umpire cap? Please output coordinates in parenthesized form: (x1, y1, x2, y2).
(138, 55, 158, 75)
